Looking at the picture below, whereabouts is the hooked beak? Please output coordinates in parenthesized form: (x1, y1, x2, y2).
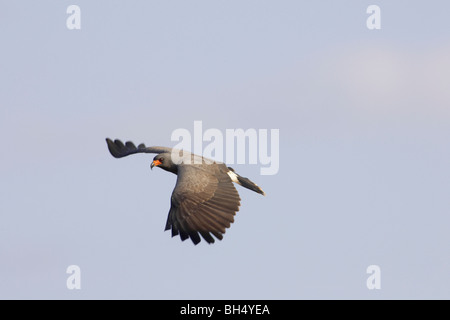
(151, 159, 162, 170)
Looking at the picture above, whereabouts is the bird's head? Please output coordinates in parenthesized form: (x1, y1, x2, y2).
(151, 153, 177, 174)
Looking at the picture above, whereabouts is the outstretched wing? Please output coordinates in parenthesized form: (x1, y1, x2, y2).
(106, 138, 172, 158)
(165, 164, 241, 245)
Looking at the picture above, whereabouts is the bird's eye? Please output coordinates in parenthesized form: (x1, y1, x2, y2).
(160, 157, 164, 162)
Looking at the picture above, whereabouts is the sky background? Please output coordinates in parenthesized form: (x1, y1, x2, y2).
(1, 1, 449, 299)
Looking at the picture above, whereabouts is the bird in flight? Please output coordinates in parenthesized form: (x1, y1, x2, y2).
(106, 138, 265, 245)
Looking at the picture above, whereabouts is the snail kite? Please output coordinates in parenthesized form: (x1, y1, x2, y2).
(106, 138, 265, 245)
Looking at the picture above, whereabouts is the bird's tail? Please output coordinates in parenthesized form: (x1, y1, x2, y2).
(227, 167, 266, 196)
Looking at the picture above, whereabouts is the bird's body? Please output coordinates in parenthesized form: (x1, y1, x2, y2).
(106, 138, 265, 245)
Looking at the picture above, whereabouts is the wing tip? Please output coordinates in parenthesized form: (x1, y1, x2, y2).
(106, 137, 147, 158)
(105, 137, 122, 158)
(165, 227, 223, 245)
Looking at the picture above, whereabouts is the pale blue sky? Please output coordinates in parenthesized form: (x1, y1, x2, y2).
(1, 1, 449, 299)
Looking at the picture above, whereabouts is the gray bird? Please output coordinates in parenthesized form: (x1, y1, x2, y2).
(106, 138, 265, 245)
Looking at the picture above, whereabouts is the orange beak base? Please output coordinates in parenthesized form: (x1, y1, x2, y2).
(151, 159, 162, 169)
